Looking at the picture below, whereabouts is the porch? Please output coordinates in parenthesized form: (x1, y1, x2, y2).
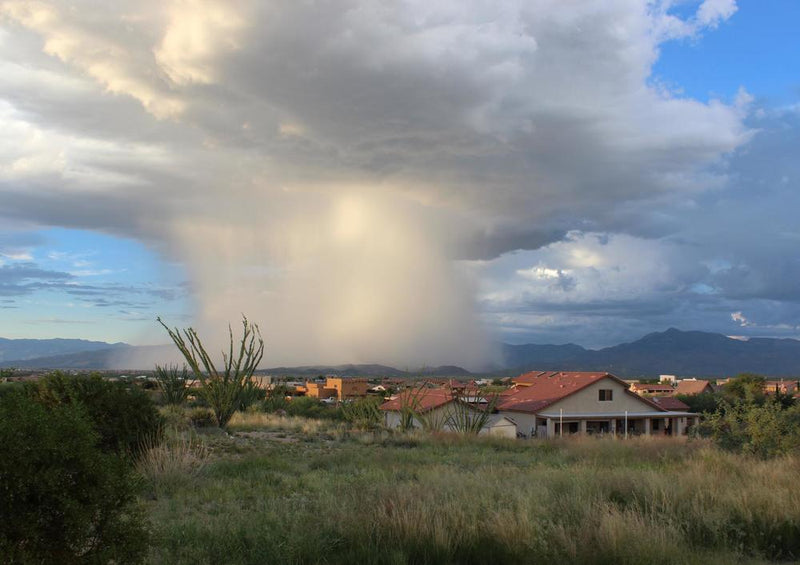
(533, 411, 699, 439)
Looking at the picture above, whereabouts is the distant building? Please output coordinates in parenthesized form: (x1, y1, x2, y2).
(673, 379, 714, 396)
(297, 377, 369, 400)
(628, 383, 675, 396)
(659, 375, 677, 384)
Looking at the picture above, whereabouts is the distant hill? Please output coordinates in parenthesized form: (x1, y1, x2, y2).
(4, 328, 800, 377)
(0, 337, 128, 363)
(261, 364, 472, 377)
(501, 328, 800, 377)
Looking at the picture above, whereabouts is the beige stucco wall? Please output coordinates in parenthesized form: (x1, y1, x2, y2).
(480, 420, 517, 438)
(497, 410, 538, 438)
(545, 378, 660, 415)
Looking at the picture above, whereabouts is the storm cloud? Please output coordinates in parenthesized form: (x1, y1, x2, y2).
(0, 1, 795, 364)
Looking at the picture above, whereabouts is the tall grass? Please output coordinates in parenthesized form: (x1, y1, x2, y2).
(136, 430, 209, 497)
(143, 429, 795, 564)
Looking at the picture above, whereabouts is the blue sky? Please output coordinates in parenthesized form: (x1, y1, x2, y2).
(1, 1, 799, 365)
(654, 0, 799, 105)
(0, 228, 188, 343)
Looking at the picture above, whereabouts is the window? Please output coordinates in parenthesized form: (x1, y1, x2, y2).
(598, 389, 613, 401)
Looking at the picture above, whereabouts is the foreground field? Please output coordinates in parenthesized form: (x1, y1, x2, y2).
(143, 414, 800, 565)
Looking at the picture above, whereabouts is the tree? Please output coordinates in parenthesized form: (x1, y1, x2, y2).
(158, 316, 264, 429)
(722, 373, 767, 403)
(0, 393, 148, 563)
(29, 372, 162, 460)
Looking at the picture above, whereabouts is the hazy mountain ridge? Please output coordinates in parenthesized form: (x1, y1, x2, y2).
(3, 329, 800, 377)
(501, 328, 800, 377)
(0, 337, 128, 363)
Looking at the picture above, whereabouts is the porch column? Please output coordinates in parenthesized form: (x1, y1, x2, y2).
(610, 419, 617, 435)
(546, 418, 554, 439)
(579, 419, 587, 435)
(675, 418, 684, 436)
(644, 418, 651, 436)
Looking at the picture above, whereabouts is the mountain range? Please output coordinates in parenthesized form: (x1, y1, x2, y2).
(2, 328, 800, 377)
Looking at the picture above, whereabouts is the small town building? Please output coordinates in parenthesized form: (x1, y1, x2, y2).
(379, 387, 484, 431)
(297, 377, 369, 401)
(673, 379, 714, 396)
(629, 382, 675, 395)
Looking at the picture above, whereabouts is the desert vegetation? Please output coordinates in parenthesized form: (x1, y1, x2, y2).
(4, 368, 800, 564)
(142, 419, 799, 565)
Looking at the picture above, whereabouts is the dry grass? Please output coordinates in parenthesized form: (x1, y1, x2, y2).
(227, 410, 346, 436)
(136, 430, 209, 497)
(143, 425, 797, 564)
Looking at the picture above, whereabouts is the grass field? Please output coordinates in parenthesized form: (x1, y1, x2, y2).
(142, 413, 800, 564)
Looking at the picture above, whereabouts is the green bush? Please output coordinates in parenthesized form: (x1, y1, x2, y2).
(189, 407, 216, 428)
(29, 372, 163, 459)
(0, 393, 148, 563)
(154, 364, 193, 405)
(675, 392, 720, 414)
(340, 396, 383, 429)
(698, 398, 800, 458)
(286, 396, 342, 420)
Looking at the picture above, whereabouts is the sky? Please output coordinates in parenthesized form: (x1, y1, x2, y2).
(0, 0, 799, 366)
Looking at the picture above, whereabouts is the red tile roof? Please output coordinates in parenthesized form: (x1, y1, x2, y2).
(651, 396, 690, 411)
(673, 380, 713, 395)
(630, 383, 675, 393)
(499, 371, 657, 414)
(512, 370, 610, 386)
(379, 387, 455, 413)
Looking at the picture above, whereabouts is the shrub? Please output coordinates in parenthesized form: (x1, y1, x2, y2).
(0, 393, 148, 563)
(675, 392, 719, 414)
(189, 407, 216, 428)
(136, 431, 209, 497)
(30, 372, 163, 459)
(238, 377, 266, 411)
(286, 396, 342, 420)
(698, 398, 800, 458)
(340, 396, 383, 429)
(261, 384, 289, 412)
(154, 364, 193, 405)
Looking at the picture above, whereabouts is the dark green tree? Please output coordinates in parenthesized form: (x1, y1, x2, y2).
(0, 393, 148, 563)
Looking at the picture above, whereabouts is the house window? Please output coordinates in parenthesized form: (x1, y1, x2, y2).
(598, 389, 613, 401)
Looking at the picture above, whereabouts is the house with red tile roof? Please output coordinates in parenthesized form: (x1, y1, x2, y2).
(673, 379, 714, 396)
(379, 387, 491, 432)
(497, 371, 697, 439)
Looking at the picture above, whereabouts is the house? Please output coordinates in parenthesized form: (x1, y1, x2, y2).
(629, 382, 675, 395)
(764, 379, 800, 395)
(379, 387, 485, 431)
(480, 415, 517, 438)
(497, 371, 698, 439)
(298, 377, 369, 400)
(673, 379, 714, 396)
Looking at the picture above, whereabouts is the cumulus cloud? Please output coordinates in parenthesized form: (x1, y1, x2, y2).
(0, 0, 775, 363)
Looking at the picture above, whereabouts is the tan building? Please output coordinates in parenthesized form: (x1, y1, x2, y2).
(498, 371, 698, 439)
(629, 382, 675, 395)
(298, 377, 369, 400)
(326, 377, 369, 400)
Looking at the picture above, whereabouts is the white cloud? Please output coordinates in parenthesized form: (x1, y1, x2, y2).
(697, 0, 738, 28)
(0, 1, 769, 361)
